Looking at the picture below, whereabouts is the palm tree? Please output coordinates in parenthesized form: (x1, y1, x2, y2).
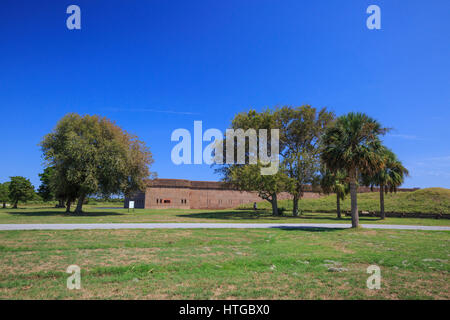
(362, 147, 409, 219)
(321, 112, 387, 227)
(320, 169, 349, 219)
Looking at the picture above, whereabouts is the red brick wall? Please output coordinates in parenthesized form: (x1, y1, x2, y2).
(125, 179, 418, 210)
(145, 186, 191, 209)
(140, 179, 322, 209)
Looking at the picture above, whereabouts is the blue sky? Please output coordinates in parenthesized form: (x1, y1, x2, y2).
(0, 0, 449, 189)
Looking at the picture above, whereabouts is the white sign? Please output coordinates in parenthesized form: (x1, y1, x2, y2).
(129, 201, 135, 209)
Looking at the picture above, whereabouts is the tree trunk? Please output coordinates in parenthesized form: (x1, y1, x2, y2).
(336, 194, 341, 219)
(271, 193, 278, 216)
(58, 199, 65, 208)
(349, 180, 359, 228)
(379, 185, 385, 219)
(74, 194, 85, 214)
(2, 202, 5, 208)
(65, 199, 71, 213)
(292, 194, 299, 217)
(13, 201, 18, 209)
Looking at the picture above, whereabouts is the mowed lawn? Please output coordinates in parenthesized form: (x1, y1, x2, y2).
(0, 205, 449, 226)
(0, 228, 448, 299)
(1, 187, 448, 226)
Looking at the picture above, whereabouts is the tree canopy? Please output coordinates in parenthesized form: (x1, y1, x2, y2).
(40, 113, 154, 213)
(0, 182, 10, 208)
(37, 166, 55, 202)
(276, 105, 335, 216)
(8, 176, 35, 208)
(361, 146, 409, 219)
(218, 109, 288, 215)
(320, 168, 349, 218)
(321, 112, 387, 227)
(223, 161, 290, 216)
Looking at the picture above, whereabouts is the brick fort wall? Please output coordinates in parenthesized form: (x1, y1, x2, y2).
(124, 179, 419, 210)
(124, 179, 321, 209)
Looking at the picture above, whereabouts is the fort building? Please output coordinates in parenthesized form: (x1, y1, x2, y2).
(124, 178, 419, 210)
(124, 178, 320, 210)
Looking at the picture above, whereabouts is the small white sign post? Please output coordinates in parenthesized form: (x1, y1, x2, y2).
(128, 201, 135, 213)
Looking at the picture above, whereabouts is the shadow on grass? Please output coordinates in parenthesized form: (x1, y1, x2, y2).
(6, 211, 126, 217)
(273, 226, 344, 232)
(1, 206, 60, 210)
(177, 210, 275, 220)
(178, 209, 383, 222)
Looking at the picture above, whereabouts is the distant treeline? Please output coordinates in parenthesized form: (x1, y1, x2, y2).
(0, 176, 124, 208)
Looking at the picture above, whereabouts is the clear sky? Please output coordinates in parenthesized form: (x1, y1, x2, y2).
(0, 0, 449, 189)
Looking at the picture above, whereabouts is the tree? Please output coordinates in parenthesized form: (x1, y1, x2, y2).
(40, 113, 154, 214)
(0, 182, 10, 208)
(51, 167, 79, 212)
(217, 109, 288, 216)
(276, 105, 334, 216)
(38, 166, 72, 208)
(8, 176, 35, 208)
(320, 168, 349, 218)
(37, 166, 55, 202)
(223, 162, 290, 216)
(362, 147, 409, 219)
(321, 112, 387, 228)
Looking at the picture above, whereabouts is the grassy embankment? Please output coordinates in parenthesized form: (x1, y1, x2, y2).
(239, 188, 450, 215)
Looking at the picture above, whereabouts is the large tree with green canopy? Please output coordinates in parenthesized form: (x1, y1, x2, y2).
(8, 176, 35, 208)
(321, 112, 387, 227)
(217, 109, 289, 216)
(40, 113, 154, 214)
(275, 105, 335, 216)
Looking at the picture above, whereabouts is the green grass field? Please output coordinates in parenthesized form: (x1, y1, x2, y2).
(1, 188, 449, 300)
(0, 228, 448, 299)
(0, 206, 450, 226)
(1, 187, 448, 226)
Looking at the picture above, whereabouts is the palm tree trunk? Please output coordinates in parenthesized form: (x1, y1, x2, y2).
(74, 194, 85, 214)
(379, 185, 385, 219)
(336, 194, 341, 219)
(349, 181, 359, 228)
(292, 194, 299, 216)
(271, 193, 278, 216)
